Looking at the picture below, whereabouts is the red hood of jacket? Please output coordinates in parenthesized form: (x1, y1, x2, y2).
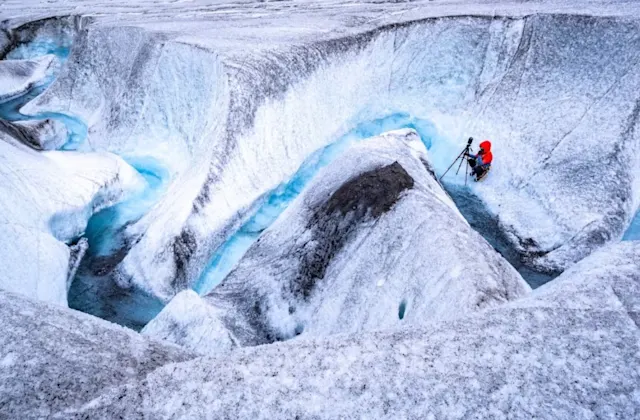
(479, 140, 492, 164)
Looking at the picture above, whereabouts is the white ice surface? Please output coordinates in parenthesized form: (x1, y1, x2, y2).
(0, 132, 145, 305)
(141, 290, 237, 354)
(0, 288, 196, 418)
(28, 241, 638, 419)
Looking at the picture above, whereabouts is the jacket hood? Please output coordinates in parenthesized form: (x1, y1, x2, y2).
(479, 140, 492, 151)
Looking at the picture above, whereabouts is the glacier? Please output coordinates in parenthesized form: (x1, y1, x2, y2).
(1, 240, 638, 418)
(100, 241, 640, 419)
(1, 0, 640, 417)
(143, 129, 530, 353)
(0, 132, 146, 306)
(1, 4, 637, 319)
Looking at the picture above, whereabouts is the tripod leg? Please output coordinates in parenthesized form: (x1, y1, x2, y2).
(465, 163, 468, 185)
(438, 150, 465, 182)
(455, 153, 466, 175)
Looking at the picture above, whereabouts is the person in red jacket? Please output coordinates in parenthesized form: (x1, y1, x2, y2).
(466, 140, 493, 180)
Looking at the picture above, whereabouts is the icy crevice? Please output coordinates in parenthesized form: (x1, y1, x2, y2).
(0, 20, 89, 150)
(0, 18, 179, 317)
(194, 113, 442, 294)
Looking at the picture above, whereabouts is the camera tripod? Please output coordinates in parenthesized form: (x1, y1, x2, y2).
(439, 137, 474, 185)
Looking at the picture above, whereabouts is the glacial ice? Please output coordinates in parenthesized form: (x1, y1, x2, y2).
(145, 130, 530, 351)
(193, 113, 441, 295)
(0, 118, 68, 150)
(5, 241, 635, 419)
(0, 0, 640, 417)
(141, 289, 237, 354)
(0, 55, 55, 103)
(120, 241, 640, 419)
(0, 288, 196, 418)
(3, 8, 636, 315)
(0, 131, 146, 305)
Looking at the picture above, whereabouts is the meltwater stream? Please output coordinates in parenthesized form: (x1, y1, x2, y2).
(0, 39, 88, 150)
(624, 211, 640, 241)
(194, 112, 444, 295)
(1, 36, 174, 329)
(68, 156, 171, 330)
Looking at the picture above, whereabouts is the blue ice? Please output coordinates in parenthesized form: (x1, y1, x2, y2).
(194, 112, 443, 295)
(67, 157, 171, 330)
(0, 38, 88, 150)
(6, 40, 71, 61)
(83, 156, 171, 256)
(623, 209, 640, 241)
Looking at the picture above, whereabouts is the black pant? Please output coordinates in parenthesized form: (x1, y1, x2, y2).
(468, 158, 485, 177)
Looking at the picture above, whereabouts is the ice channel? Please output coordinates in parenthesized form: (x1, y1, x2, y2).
(624, 211, 640, 241)
(194, 112, 443, 294)
(0, 33, 174, 326)
(0, 37, 88, 150)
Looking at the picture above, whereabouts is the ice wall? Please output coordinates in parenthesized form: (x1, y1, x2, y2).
(174, 13, 640, 300)
(2, 12, 639, 325)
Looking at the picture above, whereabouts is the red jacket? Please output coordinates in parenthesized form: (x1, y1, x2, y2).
(478, 140, 493, 165)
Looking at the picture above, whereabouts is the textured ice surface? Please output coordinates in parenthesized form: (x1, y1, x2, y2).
(147, 130, 530, 351)
(0, 55, 54, 103)
(0, 288, 196, 418)
(1, 2, 639, 415)
(0, 118, 68, 150)
(193, 113, 441, 294)
(25, 241, 636, 419)
(141, 290, 237, 354)
(2, 3, 638, 312)
(0, 132, 145, 305)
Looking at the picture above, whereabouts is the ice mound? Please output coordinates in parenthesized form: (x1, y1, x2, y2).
(0, 288, 195, 418)
(145, 130, 529, 351)
(0, 132, 145, 305)
(66, 241, 639, 419)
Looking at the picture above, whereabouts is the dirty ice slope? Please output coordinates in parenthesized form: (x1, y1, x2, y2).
(0, 289, 196, 419)
(0, 132, 144, 305)
(79, 241, 640, 419)
(143, 130, 530, 353)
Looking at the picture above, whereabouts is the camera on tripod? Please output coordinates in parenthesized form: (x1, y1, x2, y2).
(439, 137, 475, 185)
